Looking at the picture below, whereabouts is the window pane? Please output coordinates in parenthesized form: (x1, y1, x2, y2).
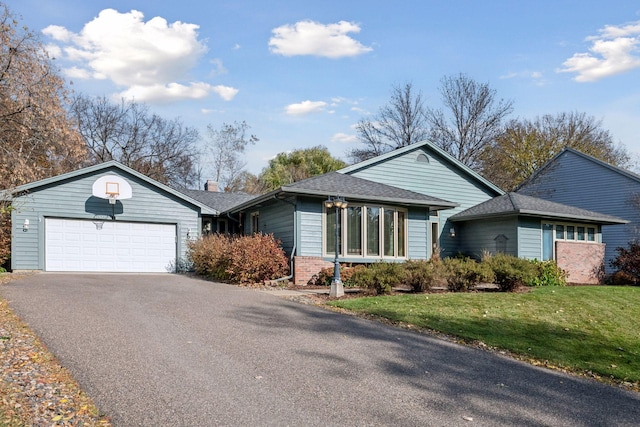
(397, 211, 406, 257)
(577, 226, 585, 241)
(587, 227, 595, 242)
(542, 224, 553, 261)
(555, 225, 564, 240)
(384, 209, 395, 256)
(567, 226, 575, 240)
(347, 206, 362, 255)
(326, 208, 342, 255)
(367, 207, 380, 256)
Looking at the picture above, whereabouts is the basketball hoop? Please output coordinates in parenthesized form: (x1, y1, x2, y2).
(105, 182, 120, 204)
(92, 215, 110, 230)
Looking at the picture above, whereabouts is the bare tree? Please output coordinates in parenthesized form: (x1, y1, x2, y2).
(349, 83, 429, 162)
(206, 121, 258, 191)
(71, 95, 200, 189)
(427, 73, 513, 169)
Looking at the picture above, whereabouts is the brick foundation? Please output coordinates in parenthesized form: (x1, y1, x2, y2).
(293, 256, 334, 285)
(556, 241, 605, 284)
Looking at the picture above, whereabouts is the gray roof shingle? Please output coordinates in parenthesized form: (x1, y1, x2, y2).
(180, 189, 257, 213)
(226, 171, 458, 213)
(449, 192, 627, 224)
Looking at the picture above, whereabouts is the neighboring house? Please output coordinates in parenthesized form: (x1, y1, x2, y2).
(9, 141, 625, 285)
(517, 148, 640, 273)
(449, 192, 627, 284)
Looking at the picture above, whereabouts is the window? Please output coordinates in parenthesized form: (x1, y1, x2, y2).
(567, 225, 575, 240)
(550, 223, 599, 243)
(366, 207, 380, 256)
(346, 206, 362, 255)
(325, 208, 341, 256)
(250, 212, 259, 234)
(325, 204, 407, 258)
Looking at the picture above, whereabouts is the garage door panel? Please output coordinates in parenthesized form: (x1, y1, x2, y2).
(45, 218, 176, 273)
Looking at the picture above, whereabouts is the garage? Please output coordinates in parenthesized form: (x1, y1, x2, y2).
(45, 218, 177, 272)
(10, 161, 217, 273)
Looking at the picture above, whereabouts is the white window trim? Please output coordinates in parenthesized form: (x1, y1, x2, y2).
(323, 203, 408, 259)
(542, 221, 600, 260)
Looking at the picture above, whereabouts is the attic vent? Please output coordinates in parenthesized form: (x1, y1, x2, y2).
(416, 153, 429, 163)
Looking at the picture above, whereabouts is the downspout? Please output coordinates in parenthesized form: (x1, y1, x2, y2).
(272, 195, 296, 283)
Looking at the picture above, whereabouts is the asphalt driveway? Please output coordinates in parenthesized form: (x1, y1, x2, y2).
(1, 273, 639, 426)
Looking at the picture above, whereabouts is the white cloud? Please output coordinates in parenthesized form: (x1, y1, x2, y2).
(331, 132, 358, 144)
(42, 8, 237, 102)
(118, 82, 238, 103)
(559, 20, 640, 82)
(285, 100, 328, 115)
(269, 20, 373, 58)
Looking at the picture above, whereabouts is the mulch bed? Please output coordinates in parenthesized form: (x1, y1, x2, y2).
(0, 273, 111, 427)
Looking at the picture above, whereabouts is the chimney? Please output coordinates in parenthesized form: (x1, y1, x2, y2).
(205, 180, 218, 192)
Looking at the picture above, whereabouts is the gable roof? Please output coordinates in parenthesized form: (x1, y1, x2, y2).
(517, 147, 640, 191)
(449, 192, 627, 224)
(227, 171, 458, 213)
(338, 140, 505, 196)
(180, 189, 257, 213)
(13, 160, 218, 215)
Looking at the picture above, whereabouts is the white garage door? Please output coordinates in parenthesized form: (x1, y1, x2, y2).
(45, 218, 176, 272)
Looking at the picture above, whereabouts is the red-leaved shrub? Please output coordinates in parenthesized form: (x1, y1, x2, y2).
(189, 233, 289, 284)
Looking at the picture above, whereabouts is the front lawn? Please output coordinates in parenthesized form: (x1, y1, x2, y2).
(328, 286, 640, 387)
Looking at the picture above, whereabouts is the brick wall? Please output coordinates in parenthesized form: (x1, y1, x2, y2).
(556, 241, 605, 284)
(293, 256, 334, 285)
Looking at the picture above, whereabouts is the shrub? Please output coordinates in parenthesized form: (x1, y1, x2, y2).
(227, 233, 289, 283)
(484, 254, 539, 291)
(188, 234, 232, 280)
(188, 233, 289, 284)
(606, 270, 638, 286)
(529, 260, 567, 287)
(311, 264, 368, 287)
(443, 257, 494, 292)
(400, 259, 444, 292)
(349, 262, 403, 295)
(610, 242, 640, 283)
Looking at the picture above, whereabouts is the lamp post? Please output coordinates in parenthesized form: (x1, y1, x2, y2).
(324, 195, 348, 297)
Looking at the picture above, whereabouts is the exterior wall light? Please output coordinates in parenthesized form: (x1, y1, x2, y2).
(23, 219, 29, 232)
(450, 227, 456, 238)
(324, 196, 348, 298)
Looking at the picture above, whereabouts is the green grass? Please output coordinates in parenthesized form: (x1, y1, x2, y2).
(329, 286, 640, 385)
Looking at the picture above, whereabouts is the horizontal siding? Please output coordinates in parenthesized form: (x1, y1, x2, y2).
(518, 217, 542, 260)
(12, 167, 199, 270)
(519, 151, 639, 270)
(347, 146, 497, 258)
(298, 198, 323, 257)
(407, 207, 429, 259)
(457, 217, 518, 258)
(255, 200, 295, 256)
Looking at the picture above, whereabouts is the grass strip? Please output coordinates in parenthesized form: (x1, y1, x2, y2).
(329, 286, 640, 388)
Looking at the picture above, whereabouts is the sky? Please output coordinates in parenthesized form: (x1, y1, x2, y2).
(7, 0, 640, 182)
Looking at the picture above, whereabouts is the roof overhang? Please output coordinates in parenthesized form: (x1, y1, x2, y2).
(226, 187, 458, 214)
(450, 210, 628, 225)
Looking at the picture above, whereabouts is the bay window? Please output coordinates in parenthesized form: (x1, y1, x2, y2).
(325, 204, 407, 258)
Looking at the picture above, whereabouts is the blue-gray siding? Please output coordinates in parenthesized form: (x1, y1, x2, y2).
(345, 146, 498, 257)
(457, 217, 518, 258)
(297, 197, 323, 257)
(252, 200, 295, 256)
(407, 207, 429, 259)
(11, 167, 199, 270)
(519, 151, 638, 270)
(518, 217, 542, 260)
